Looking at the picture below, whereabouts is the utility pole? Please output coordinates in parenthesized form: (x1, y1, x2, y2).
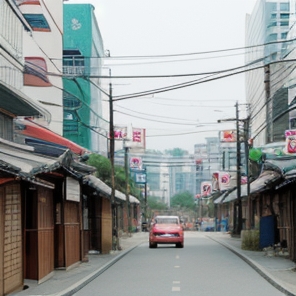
(235, 101, 242, 235)
(244, 116, 251, 229)
(109, 82, 120, 250)
(124, 143, 131, 235)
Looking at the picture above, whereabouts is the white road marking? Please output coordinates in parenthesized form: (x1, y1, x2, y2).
(172, 287, 181, 292)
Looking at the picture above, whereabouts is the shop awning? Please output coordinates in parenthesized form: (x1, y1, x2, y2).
(265, 158, 296, 179)
(15, 118, 89, 156)
(0, 82, 50, 118)
(214, 190, 232, 204)
(221, 170, 281, 203)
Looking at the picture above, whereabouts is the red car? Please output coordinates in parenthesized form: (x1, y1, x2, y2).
(149, 215, 184, 248)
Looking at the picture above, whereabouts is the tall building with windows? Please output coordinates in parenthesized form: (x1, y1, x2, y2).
(245, 0, 292, 146)
(13, 0, 64, 134)
(63, 4, 108, 154)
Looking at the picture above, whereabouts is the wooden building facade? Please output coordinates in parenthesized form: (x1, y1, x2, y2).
(214, 155, 296, 262)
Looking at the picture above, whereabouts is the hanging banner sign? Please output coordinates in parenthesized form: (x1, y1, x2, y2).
(220, 130, 236, 142)
(201, 181, 212, 197)
(285, 130, 296, 153)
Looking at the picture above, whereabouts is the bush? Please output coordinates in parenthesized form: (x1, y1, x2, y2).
(241, 230, 260, 251)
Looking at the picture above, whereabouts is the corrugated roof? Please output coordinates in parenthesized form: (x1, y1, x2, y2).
(222, 170, 281, 203)
(84, 175, 139, 204)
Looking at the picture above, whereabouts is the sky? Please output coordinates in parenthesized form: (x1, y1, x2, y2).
(67, 0, 258, 153)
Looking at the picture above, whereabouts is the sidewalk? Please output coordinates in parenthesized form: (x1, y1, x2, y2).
(208, 232, 296, 296)
(9, 232, 149, 296)
(10, 231, 296, 296)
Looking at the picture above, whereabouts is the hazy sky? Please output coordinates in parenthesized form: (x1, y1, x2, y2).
(67, 0, 257, 153)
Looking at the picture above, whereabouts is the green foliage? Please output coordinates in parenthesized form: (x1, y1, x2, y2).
(147, 196, 168, 210)
(145, 149, 163, 155)
(207, 200, 215, 217)
(170, 191, 195, 209)
(241, 230, 260, 251)
(87, 154, 111, 184)
(87, 153, 139, 196)
(165, 148, 188, 157)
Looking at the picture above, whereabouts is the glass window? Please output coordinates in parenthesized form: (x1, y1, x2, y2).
(63, 50, 85, 75)
(280, 13, 290, 19)
(156, 217, 179, 224)
(281, 32, 288, 39)
(63, 111, 78, 121)
(23, 14, 50, 32)
(280, 21, 289, 26)
(63, 92, 81, 109)
(267, 33, 277, 42)
(271, 13, 277, 19)
(270, 3, 277, 11)
(267, 21, 277, 28)
(280, 3, 290, 11)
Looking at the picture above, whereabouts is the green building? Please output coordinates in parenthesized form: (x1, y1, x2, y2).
(63, 4, 108, 154)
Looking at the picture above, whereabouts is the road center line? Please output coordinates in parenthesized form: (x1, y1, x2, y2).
(172, 286, 181, 292)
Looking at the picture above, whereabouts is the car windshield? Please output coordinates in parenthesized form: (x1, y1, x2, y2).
(156, 217, 178, 224)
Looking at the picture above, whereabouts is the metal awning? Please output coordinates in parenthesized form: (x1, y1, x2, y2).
(214, 190, 232, 204)
(265, 158, 296, 179)
(222, 170, 281, 203)
(0, 82, 50, 119)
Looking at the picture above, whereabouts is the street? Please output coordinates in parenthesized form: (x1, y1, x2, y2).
(73, 232, 285, 296)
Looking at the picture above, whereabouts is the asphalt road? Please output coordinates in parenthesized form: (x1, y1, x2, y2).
(73, 232, 285, 296)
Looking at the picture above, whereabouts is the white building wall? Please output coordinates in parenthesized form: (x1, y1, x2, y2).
(245, 0, 267, 146)
(20, 1, 63, 134)
(0, 0, 24, 90)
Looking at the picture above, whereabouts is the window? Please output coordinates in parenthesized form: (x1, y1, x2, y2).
(280, 13, 290, 19)
(24, 57, 51, 86)
(156, 217, 179, 224)
(63, 111, 78, 121)
(267, 21, 277, 28)
(63, 92, 82, 109)
(280, 21, 289, 27)
(280, 3, 290, 11)
(23, 14, 51, 32)
(270, 3, 277, 11)
(266, 33, 277, 42)
(281, 32, 288, 39)
(63, 50, 85, 75)
(63, 111, 79, 133)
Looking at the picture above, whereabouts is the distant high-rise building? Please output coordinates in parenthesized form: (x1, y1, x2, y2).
(245, 0, 292, 146)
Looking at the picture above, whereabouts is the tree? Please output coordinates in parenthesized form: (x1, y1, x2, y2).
(165, 148, 188, 156)
(147, 196, 168, 210)
(87, 153, 111, 185)
(87, 153, 140, 197)
(170, 191, 195, 210)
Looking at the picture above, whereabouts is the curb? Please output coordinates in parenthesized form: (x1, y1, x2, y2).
(55, 240, 145, 296)
(207, 235, 296, 296)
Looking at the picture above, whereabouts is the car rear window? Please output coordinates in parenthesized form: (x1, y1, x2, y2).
(156, 218, 179, 224)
